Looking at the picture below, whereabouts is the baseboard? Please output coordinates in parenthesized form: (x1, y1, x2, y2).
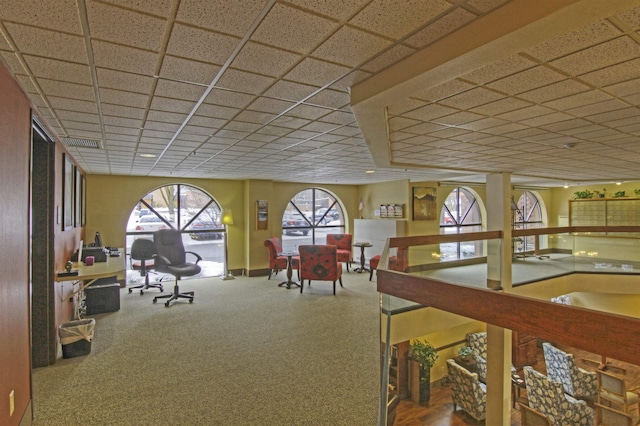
(246, 268, 270, 277)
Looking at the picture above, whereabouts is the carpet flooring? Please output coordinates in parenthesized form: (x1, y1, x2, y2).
(32, 270, 381, 425)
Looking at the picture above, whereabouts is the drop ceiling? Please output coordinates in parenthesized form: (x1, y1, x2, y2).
(1, 0, 640, 186)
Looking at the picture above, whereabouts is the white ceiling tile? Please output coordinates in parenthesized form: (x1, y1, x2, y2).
(86, 1, 166, 51)
(166, 23, 239, 65)
(550, 36, 640, 76)
(252, 3, 337, 54)
(350, 0, 452, 40)
(313, 26, 392, 68)
(5, 23, 86, 63)
(405, 7, 476, 49)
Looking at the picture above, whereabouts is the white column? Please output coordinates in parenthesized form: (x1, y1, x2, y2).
(485, 173, 512, 425)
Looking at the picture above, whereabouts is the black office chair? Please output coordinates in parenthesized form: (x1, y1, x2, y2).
(152, 229, 202, 307)
(129, 238, 163, 294)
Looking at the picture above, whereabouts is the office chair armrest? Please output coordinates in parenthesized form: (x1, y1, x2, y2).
(185, 251, 203, 264)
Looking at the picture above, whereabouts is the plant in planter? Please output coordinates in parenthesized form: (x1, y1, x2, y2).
(614, 190, 626, 198)
(409, 339, 439, 404)
(457, 346, 474, 361)
(573, 190, 593, 199)
(635, 189, 640, 197)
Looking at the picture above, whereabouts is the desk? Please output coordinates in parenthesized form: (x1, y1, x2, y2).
(277, 251, 300, 289)
(57, 249, 125, 318)
(353, 242, 372, 273)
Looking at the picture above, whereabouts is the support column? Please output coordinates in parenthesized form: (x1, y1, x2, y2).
(485, 173, 513, 425)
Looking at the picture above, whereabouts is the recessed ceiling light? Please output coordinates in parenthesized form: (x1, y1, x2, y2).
(365, 170, 375, 174)
(616, 182, 622, 185)
(140, 153, 156, 158)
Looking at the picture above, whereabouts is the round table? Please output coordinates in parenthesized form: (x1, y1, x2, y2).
(277, 251, 300, 289)
(353, 242, 372, 273)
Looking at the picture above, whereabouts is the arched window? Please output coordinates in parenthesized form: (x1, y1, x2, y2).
(125, 184, 224, 279)
(439, 187, 483, 260)
(281, 188, 346, 251)
(513, 191, 543, 253)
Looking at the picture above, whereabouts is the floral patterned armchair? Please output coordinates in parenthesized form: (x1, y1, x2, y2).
(326, 234, 352, 271)
(543, 342, 598, 401)
(446, 359, 486, 422)
(466, 332, 487, 360)
(264, 238, 299, 280)
(298, 245, 343, 295)
(524, 366, 594, 426)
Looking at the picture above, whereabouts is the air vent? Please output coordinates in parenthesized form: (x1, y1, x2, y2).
(62, 138, 102, 149)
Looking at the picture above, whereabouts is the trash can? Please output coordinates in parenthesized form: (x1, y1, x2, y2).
(58, 318, 95, 358)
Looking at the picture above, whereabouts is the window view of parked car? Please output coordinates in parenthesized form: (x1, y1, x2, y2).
(188, 219, 223, 240)
(315, 207, 339, 224)
(282, 212, 310, 235)
(135, 215, 170, 232)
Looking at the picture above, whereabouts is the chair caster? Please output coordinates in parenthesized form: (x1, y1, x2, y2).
(165, 301, 170, 307)
(153, 298, 157, 303)
(189, 299, 193, 303)
(140, 290, 144, 295)
(128, 288, 133, 293)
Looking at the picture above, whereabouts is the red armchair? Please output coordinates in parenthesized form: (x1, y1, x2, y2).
(264, 238, 299, 279)
(369, 247, 408, 281)
(326, 233, 352, 271)
(298, 245, 343, 295)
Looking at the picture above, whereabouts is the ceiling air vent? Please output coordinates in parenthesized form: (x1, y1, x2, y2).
(62, 138, 102, 149)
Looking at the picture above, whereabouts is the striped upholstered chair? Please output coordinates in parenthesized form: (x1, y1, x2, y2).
(298, 245, 343, 295)
(325, 234, 352, 271)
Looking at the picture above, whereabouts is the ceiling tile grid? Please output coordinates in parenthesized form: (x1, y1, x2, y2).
(2, 0, 640, 185)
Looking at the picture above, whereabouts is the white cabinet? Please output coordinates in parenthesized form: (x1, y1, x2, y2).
(354, 219, 406, 265)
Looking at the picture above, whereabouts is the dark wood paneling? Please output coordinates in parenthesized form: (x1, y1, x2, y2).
(0, 60, 33, 425)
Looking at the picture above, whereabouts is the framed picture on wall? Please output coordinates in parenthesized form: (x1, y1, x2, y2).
(81, 174, 86, 226)
(256, 200, 268, 230)
(412, 187, 437, 220)
(62, 154, 74, 230)
(74, 167, 82, 227)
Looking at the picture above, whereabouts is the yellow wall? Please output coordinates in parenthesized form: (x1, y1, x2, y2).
(86, 175, 359, 274)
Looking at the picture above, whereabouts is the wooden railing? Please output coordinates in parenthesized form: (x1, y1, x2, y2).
(377, 227, 640, 366)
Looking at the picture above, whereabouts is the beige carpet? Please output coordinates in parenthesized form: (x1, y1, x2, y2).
(32, 270, 381, 425)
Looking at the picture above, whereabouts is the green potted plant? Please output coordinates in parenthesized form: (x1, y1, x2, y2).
(573, 190, 593, 199)
(409, 339, 439, 404)
(457, 346, 474, 361)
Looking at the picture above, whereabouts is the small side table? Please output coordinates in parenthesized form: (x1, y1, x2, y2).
(277, 251, 300, 289)
(353, 242, 372, 273)
(511, 369, 527, 408)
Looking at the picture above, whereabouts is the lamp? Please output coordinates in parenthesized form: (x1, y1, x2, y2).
(221, 208, 235, 280)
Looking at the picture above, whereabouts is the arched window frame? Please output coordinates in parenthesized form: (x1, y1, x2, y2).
(439, 187, 483, 261)
(282, 188, 346, 251)
(513, 191, 543, 253)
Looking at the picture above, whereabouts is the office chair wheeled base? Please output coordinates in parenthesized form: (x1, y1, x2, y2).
(128, 280, 164, 295)
(152, 282, 193, 307)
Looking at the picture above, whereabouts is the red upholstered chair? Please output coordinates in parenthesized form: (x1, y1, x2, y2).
(298, 245, 343, 295)
(326, 233, 353, 271)
(264, 238, 299, 280)
(368, 247, 408, 281)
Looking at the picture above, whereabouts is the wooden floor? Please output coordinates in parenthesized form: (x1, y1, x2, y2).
(392, 342, 640, 425)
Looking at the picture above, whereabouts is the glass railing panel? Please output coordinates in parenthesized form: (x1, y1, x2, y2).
(572, 233, 640, 273)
